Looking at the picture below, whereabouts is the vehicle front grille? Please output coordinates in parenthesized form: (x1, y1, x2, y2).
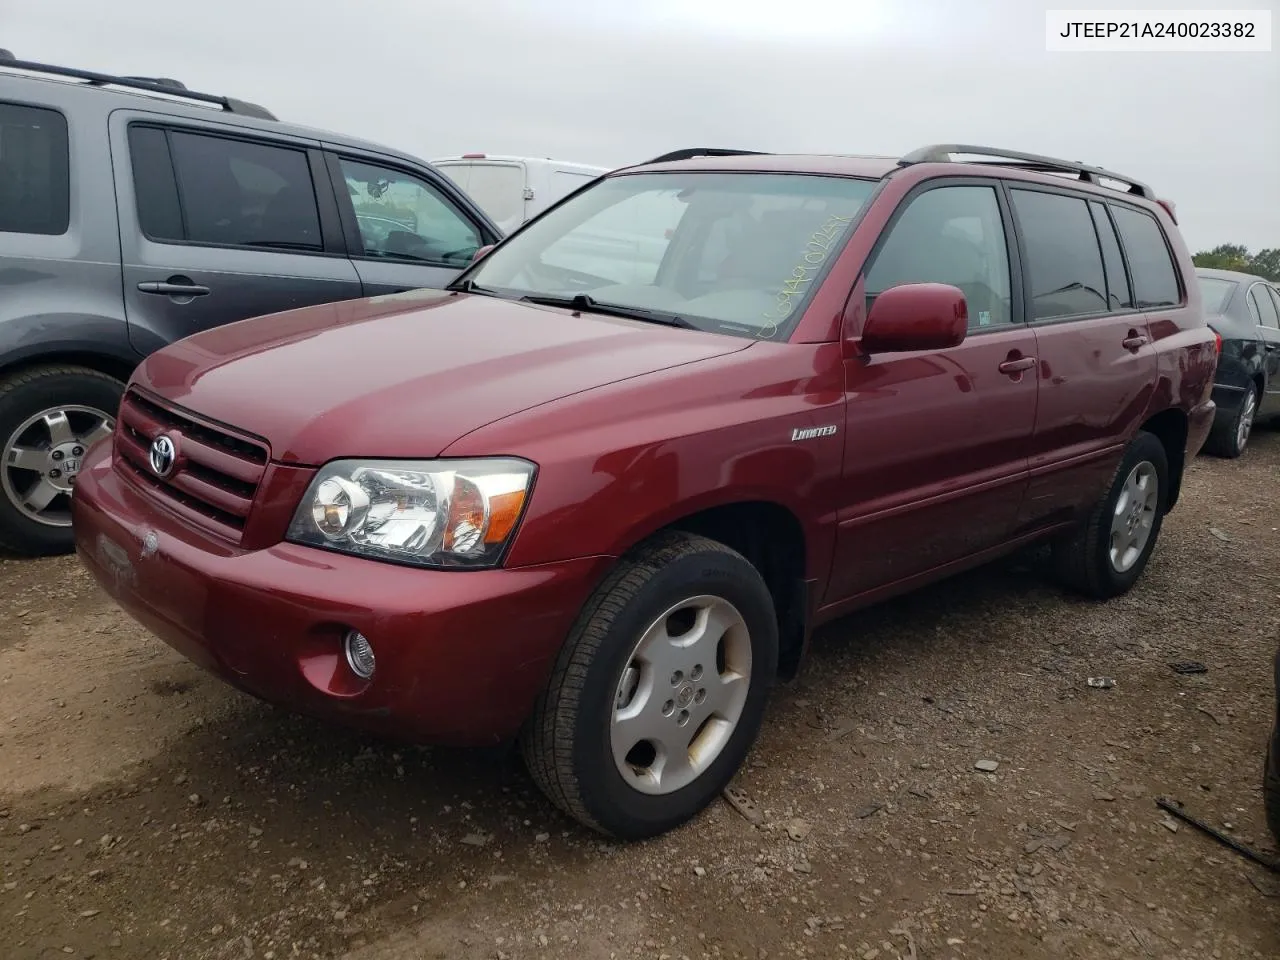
(115, 389, 269, 541)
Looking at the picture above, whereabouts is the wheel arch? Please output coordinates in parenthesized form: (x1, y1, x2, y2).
(1138, 408, 1188, 511)
(0, 347, 138, 388)
(618, 499, 814, 680)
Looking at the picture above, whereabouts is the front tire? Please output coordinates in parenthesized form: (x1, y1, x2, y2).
(1203, 384, 1257, 459)
(1052, 430, 1169, 600)
(0, 365, 124, 556)
(521, 531, 778, 840)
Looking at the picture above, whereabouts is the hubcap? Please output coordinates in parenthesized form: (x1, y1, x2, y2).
(1237, 389, 1257, 451)
(1, 405, 114, 527)
(610, 595, 753, 796)
(1108, 460, 1159, 574)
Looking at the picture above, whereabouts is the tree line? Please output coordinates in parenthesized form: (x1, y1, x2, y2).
(1192, 245, 1280, 282)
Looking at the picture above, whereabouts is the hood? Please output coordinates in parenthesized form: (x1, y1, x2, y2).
(134, 289, 752, 464)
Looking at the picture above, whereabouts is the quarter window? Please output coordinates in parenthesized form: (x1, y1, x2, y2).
(1110, 205, 1181, 308)
(1010, 189, 1108, 321)
(0, 102, 69, 235)
(866, 185, 1013, 330)
(340, 158, 482, 265)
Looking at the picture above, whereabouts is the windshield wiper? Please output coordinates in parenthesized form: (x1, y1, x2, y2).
(520, 293, 697, 329)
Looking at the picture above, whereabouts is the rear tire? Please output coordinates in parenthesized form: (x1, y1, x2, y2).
(1203, 385, 1257, 459)
(521, 531, 778, 840)
(0, 365, 124, 556)
(1052, 430, 1168, 600)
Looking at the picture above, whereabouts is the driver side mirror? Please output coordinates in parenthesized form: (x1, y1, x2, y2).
(860, 282, 968, 353)
(472, 244, 495, 263)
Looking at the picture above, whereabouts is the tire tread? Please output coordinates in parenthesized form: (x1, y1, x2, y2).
(520, 530, 747, 835)
(0, 364, 124, 556)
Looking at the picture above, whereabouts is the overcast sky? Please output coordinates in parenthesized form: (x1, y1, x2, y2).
(4, 0, 1276, 251)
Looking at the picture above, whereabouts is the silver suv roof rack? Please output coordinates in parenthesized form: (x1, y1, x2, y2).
(645, 148, 771, 165)
(899, 144, 1153, 199)
(0, 53, 277, 121)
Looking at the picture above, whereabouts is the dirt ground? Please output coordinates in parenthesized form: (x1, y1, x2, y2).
(2, 432, 1279, 960)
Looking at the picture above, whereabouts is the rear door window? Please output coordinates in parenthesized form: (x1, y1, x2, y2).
(168, 131, 322, 250)
(1250, 284, 1280, 329)
(0, 102, 70, 235)
(1010, 189, 1108, 321)
(130, 126, 324, 251)
(1267, 286, 1280, 328)
(1109, 205, 1181, 308)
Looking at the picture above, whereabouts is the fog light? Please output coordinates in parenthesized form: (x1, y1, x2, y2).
(344, 630, 375, 680)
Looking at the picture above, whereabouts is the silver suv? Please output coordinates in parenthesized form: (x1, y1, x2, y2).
(0, 52, 501, 555)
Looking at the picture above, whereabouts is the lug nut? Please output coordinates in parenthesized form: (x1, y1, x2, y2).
(49, 468, 61, 479)
(72, 446, 83, 456)
(51, 450, 63, 461)
(662, 700, 674, 716)
(670, 670, 683, 685)
(691, 664, 703, 681)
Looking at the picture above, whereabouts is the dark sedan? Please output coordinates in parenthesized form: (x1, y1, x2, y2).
(1197, 268, 1280, 457)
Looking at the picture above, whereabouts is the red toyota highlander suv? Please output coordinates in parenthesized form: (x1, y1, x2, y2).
(72, 145, 1217, 840)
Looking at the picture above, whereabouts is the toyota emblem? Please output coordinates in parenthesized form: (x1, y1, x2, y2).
(149, 435, 177, 478)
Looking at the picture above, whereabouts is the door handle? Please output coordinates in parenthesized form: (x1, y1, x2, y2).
(137, 280, 211, 297)
(998, 356, 1037, 376)
(1122, 332, 1148, 350)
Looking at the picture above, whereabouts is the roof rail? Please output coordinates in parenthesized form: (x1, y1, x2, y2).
(899, 144, 1153, 199)
(645, 148, 771, 165)
(0, 57, 277, 121)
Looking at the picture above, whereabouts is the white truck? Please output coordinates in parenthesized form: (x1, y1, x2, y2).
(432, 154, 610, 233)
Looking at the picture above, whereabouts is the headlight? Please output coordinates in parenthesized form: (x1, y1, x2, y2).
(286, 458, 535, 568)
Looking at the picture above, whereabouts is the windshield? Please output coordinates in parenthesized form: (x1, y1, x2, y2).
(1197, 276, 1237, 314)
(466, 172, 877, 339)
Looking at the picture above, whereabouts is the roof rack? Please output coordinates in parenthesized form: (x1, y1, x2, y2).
(0, 55, 277, 121)
(645, 148, 771, 165)
(899, 144, 1153, 199)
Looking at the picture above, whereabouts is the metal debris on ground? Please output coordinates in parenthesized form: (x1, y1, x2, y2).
(1208, 527, 1231, 542)
(1087, 677, 1116, 689)
(1169, 661, 1208, 675)
(722, 786, 763, 827)
(855, 804, 883, 820)
(1154, 797, 1280, 873)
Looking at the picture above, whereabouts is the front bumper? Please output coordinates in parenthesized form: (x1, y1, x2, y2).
(71, 440, 612, 745)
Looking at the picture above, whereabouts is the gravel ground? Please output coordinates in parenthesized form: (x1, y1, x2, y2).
(2, 430, 1279, 960)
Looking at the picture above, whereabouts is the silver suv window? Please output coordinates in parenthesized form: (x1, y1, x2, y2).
(128, 125, 323, 251)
